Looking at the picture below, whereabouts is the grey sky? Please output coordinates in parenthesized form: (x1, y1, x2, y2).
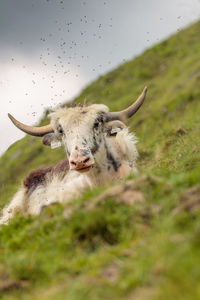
(0, 0, 200, 155)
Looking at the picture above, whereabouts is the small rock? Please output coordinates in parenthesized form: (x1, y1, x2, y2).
(176, 128, 188, 135)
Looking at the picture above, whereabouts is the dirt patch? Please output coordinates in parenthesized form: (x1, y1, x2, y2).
(173, 185, 200, 214)
(86, 176, 147, 210)
(0, 280, 29, 292)
(101, 262, 120, 283)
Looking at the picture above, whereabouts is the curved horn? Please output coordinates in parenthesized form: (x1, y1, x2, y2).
(106, 87, 147, 121)
(8, 113, 53, 137)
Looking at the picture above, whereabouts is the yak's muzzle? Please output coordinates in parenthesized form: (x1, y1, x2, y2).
(69, 150, 94, 172)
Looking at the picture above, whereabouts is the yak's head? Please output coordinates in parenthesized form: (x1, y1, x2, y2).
(8, 87, 147, 172)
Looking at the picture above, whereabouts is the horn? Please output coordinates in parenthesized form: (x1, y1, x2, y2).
(106, 87, 147, 121)
(8, 113, 53, 137)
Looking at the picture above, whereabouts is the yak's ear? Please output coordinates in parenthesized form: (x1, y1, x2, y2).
(42, 133, 62, 149)
(104, 120, 126, 137)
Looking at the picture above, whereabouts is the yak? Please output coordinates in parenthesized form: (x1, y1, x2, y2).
(0, 87, 147, 225)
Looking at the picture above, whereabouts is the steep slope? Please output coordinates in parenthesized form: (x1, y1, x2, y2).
(0, 21, 200, 299)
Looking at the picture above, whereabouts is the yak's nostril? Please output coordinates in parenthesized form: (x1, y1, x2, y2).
(70, 161, 76, 166)
(83, 157, 90, 164)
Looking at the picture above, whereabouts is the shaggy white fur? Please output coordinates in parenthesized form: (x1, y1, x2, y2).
(0, 105, 138, 226)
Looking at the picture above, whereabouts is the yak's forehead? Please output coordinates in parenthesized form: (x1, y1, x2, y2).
(50, 104, 109, 129)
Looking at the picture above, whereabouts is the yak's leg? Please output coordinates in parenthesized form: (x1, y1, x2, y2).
(0, 188, 27, 226)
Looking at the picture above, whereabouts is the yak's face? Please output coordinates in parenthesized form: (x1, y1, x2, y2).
(8, 88, 147, 173)
(44, 105, 125, 172)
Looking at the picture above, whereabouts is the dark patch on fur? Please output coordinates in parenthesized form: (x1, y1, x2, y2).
(81, 149, 90, 157)
(81, 110, 87, 114)
(90, 113, 106, 154)
(57, 124, 64, 135)
(91, 135, 99, 154)
(106, 151, 120, 172)
(51, 159, 69, 174)
(23, 159, 69, 195)
(93, 113, 106, 129)
(104, 141, 121, 172)
(23, 168, 50, 193)
(82, 138, 87, 147)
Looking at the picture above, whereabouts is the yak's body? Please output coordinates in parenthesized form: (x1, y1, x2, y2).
(0, 105, 138, 225)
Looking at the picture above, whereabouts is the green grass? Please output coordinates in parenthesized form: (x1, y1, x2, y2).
(0, 20, 200, 299)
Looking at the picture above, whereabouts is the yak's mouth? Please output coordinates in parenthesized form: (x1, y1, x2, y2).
(76, 165, 93, 173)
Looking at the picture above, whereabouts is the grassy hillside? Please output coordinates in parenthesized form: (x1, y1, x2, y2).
(0, 21, 200, 299)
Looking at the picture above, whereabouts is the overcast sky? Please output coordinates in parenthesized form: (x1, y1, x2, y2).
(0, 0, 200, 155)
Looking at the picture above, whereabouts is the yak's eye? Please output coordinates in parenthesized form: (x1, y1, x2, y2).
(94, 122, 99, 130)
(58, 125, 64, 135)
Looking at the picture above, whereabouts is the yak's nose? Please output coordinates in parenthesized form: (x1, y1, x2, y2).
(69, 152, 93, 171)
